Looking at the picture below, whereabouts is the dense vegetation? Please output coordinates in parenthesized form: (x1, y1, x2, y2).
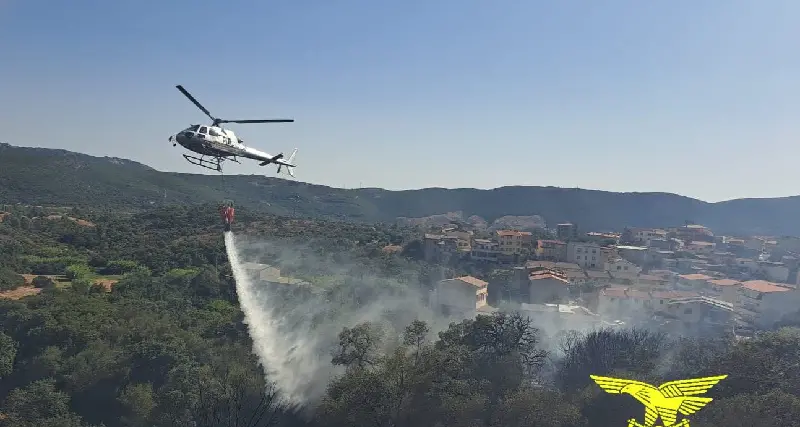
(1, 203, 799, 426)
(3, 143, 800, 235)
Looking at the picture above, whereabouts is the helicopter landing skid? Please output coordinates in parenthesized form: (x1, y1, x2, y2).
(183, 154, 223, 172)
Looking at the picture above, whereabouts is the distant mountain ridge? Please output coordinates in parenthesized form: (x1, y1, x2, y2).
(1, 143, 799, 236)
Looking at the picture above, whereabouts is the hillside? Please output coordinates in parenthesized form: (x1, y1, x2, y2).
(2, 143, 800, 235)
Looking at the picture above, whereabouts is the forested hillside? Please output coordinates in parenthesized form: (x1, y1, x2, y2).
(1, 205, 799, 426)
(3, 143, 800, 235)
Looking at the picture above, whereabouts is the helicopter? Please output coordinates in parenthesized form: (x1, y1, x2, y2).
(168, 85, 298, 176)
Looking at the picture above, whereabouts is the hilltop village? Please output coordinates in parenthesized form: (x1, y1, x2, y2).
(422, 222, 800, 338)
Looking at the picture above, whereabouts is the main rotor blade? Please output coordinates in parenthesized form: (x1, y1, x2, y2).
(219, 119, 295, 124)
(176, 85, 215, 122)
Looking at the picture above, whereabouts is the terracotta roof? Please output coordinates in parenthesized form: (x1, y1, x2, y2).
(455, 276, 488, 288)
(496, 230, 532, 237)
(708, 279, 740, 287)
(625, 289, 652, 299)
(678, 274, 713, 281)
(741, 280, 791, 293)
(530, 272, 570, 284)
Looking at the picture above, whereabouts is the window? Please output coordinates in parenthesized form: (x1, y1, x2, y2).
(198, 126, 208, 134)
(188, 125, 200, 131)
(209, 128, 221, 136)
(684, 307, 693, 315)
(577, 248, 582, 253)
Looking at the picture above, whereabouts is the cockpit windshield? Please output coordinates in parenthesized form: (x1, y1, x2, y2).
(186, 125, 200, 132)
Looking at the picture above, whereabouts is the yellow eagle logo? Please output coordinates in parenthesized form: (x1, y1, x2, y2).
(590, 374, 728, 427)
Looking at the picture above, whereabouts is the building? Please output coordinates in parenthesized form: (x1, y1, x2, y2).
(496, 230, 533, 258)
(675, 224, 714, 243)
(423, 233, 461, 262)
(660, 296, 735, 332)
(519, 303, 608, 337)
(616, 245, 649, 266)
(677, 273, 714, 289)
(637, 274, 670, 287)
(635, 229, 668, 246)
(739, 280, 800, 327)
(471, 239, 500, 263)
(705, 279, 741, 303)
(240, 263, 314, 295)
(536, 240, 567, 261)
(528, 268, 571, 304)
(567, 241, 602, 269)
(758, 261, 790, 283)
(556, 223, 578, 240)
(596, 287, 699, 320)
(605, 257, 641, 275)
(687, 241, 716, 255)
(648, 238, 673, 251)
(586, 232, 621, 244)
(735, 258, 759, 273)
(432, 276, 489, 316)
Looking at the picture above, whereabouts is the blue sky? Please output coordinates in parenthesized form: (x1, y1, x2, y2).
(1, 1, 798, 202)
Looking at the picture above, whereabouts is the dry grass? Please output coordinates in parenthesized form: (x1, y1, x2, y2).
(0, 286, 42, 300)
(93, 278, 118, 292)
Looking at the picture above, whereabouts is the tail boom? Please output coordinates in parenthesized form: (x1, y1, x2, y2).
(276, 148, 297, 177)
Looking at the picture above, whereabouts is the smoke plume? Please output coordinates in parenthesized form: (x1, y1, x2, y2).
(224, 231, 456, 408)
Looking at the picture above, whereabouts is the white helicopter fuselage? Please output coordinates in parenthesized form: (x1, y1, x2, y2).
(170, 124, 297, 175)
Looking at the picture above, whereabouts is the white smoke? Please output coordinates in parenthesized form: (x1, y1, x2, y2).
(224, 231, 455, 409)
(225, 232, 327, 408)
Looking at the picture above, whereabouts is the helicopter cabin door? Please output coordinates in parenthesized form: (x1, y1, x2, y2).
(207, 127, 226, 145)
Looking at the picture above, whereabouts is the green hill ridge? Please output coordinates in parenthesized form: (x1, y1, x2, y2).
(1, 143, 798, 235)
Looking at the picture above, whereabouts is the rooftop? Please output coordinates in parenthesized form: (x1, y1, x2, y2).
(453, 275, 488, 288)
(708, 279, 741, 287)
(741, 280, 792, 293)
(497, 230, 532, 237)
(529, 269, 570, 284)
(678, 273, 713, 281)
(601, 287, 699, 300)
(667, 296, 734, 311)
(525, 261, 582, 271)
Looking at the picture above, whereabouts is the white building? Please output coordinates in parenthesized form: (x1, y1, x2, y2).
(567, 241, 602, 269)
(605, 258, 642, 275)
(431, 276, 489, 317)
(739, 280, 800, 328)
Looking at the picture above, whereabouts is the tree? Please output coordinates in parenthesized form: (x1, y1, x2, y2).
(0, 267, 24, 291)
(0, 331, 17, 378)
(1, 379, 90, 427)
(32, 275, 57, 290)
(331, 323, 385, 370)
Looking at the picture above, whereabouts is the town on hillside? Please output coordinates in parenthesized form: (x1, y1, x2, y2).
(422, 221, 800, 339)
